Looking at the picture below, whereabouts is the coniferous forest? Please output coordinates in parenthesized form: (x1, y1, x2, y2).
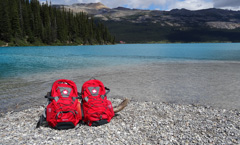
(0, 0, 115, 46)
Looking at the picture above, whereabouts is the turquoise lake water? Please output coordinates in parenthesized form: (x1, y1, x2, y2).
(1, 43, 240, 113)
(1, 43, 240, 78)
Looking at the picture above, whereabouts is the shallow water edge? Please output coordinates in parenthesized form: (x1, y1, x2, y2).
(1, 60, 240, 115)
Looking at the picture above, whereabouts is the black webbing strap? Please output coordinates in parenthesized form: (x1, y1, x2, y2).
(71, 92, 82, 102)
(36, 111, 47, 129)
(45, 92, 60, 102)
(105, 87, 110, 96)
(100, 87, 110, 99)
(45, 92, 54, 99)
(89, 77, 96, 80)
(78, 92, 82, 100)
(36, 114, 44, 128)
(36, 92, 52, 129)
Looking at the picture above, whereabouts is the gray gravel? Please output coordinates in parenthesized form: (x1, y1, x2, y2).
(0, 98, 239, 144)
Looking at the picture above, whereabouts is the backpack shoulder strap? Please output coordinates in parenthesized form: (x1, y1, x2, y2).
(36, 114, 45, 128)
(104, 87, 110, 96)
(45, 91, 59, 102)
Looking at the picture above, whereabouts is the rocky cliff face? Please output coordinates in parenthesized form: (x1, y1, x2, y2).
(53, 3, 240, 30)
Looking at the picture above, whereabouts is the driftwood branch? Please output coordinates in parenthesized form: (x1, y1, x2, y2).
(113, 98, 129, 113)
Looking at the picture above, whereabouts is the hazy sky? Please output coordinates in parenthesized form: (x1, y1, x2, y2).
(45, 0, 240, 11)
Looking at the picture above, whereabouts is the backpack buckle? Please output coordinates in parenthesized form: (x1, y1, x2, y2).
(84, 97, 89, 102)
(101, 95, 105, 99)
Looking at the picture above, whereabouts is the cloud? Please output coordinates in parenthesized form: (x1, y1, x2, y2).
(212, 0, 240, 10)
(51, 0, 213, 10)
(122, 0, 169, 9)
(64, 0, 71, 3)
(50, 0, 240, 11)
(213, 0, 240, 7)
(51, 0, 169, 9)
(168, 0, 213, 10)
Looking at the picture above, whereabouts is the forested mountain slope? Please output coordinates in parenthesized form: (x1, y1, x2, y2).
(0, 0, 115, 46)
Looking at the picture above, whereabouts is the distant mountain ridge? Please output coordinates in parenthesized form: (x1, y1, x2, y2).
(53, 3, 240, 29)
(53, 3, 240, 43)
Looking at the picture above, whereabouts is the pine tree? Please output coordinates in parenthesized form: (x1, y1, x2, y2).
(56, 7, 67, 42)
(21, 0, 32, 37)
(9, 0, 21, 37)
(49, 6, 57, 43)
(67, 9, 77, 42)
(30, 0, 43, 39)
(0, 0, 12, 42)
(41, 2, 51, 44)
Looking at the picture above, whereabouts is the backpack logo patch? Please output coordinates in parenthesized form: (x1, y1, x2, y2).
(63, 90, 68, 95)
(88, 87, 100, 96)
(59, 87, 72, 97)
(92, 89, 97, 94)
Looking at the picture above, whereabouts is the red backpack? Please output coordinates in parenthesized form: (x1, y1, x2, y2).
(37, 79, 82, 129)
(81, 79, 114, 126)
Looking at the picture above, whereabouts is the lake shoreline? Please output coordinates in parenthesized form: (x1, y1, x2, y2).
(1, 60, 240, 116)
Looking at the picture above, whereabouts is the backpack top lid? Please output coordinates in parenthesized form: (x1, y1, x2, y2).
(81, 79, 106, 96)
(51, 79, 78, 98)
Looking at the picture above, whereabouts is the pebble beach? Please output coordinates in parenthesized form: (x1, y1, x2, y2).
(1, 61, 240, 144)
(0, 98, 239, 144)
